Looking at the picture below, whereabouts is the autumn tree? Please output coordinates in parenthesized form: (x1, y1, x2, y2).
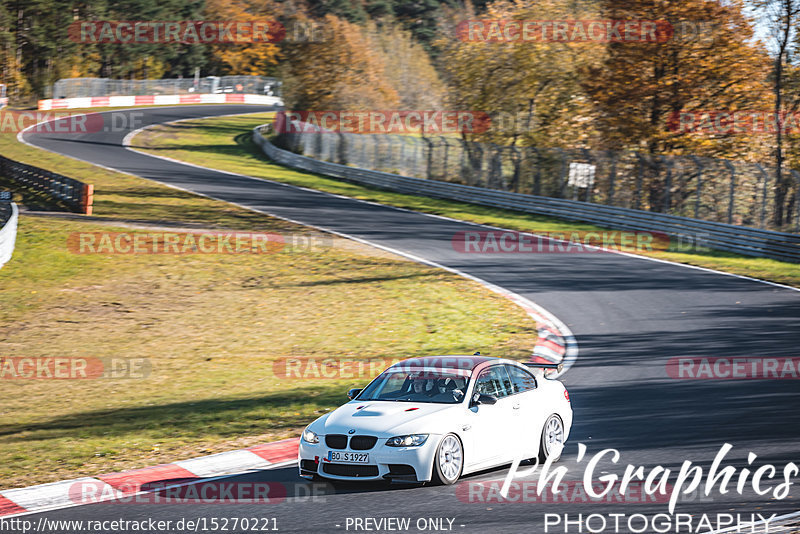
(437, 0, 603, 147)
(281, 14, 401, 110)
(583, 0, 770, 156)
(753, 0, 800, 226)
(202, 0, 282, 76)
(365, 21, 446, 109)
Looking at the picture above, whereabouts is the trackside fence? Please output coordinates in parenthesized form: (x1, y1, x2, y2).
(0, 201, 19, 269)
(0, 155, 94, 214)
(253, 124, 800, 263)
(275, 122, 800, 235)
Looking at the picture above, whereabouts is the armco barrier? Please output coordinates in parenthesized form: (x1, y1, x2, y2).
(253, 125, 800, 263)
(0, 155, 94, 214)
(0, 202, 19, 269)
(39, 93, 282, 110)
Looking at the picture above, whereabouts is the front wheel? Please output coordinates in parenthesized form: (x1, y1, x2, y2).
(537, 414, 565, 463)
(432, 433, 463, 485)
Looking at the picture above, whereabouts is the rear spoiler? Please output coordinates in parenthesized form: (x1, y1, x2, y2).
(523, 362, 564, 374)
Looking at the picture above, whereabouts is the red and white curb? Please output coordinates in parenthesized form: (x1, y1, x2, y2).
(38, 94, 282, 111)
(0, 438, 299, 518)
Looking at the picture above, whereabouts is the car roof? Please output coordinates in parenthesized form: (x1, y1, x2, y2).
(389, 355, 500, 372)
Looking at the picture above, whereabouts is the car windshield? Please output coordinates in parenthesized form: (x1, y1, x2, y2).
(357, 367, 471, 404)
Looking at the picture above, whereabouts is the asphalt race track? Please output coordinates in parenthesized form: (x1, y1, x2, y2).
(16, 105, 800, 533)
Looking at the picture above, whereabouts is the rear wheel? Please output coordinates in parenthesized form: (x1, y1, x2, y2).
(537, 414, 564, 463)
(432, 433, 463, 485)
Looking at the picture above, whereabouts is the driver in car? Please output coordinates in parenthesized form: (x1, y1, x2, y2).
(412, 377, 436, 397)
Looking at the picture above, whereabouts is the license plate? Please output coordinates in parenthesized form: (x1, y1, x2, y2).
(327, 451, 369, 463)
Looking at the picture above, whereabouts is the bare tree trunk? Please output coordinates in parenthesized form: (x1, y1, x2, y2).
(772, 0, 794, 228)
(775, 52, 786, 227)
(15, 7, 23, 98)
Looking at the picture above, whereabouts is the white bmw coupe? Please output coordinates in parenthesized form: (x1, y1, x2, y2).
(298, 354, 572, 485)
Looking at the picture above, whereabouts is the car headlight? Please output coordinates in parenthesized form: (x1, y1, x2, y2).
(386, 434, 428, 447)
(302, 428, 319, 444)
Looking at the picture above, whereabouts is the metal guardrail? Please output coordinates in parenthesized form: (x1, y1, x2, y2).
(0, 202, 19, 269)
(253, 125, 800, 263)
(0, 155, 94, 214)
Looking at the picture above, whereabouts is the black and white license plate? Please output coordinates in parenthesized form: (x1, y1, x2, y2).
(327, 451, 369, 463)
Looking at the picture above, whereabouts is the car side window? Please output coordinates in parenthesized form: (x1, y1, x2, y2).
(475, 366, 513, 398)
(505, 365, 537, 394)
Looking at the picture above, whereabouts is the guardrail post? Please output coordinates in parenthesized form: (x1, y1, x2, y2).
(724, 160, 736, 225)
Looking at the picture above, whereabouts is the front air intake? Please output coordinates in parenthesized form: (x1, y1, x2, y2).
(325, 434, 347, 449)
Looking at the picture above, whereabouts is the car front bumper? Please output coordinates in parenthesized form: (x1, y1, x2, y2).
(298, 434, 441, 483)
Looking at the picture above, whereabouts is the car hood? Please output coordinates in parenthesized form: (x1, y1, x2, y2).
(311, 400, 460, 437)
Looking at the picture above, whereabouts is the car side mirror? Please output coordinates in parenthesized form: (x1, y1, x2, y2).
(347, 388, 362, 400)
(471, 393, 497, 406)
